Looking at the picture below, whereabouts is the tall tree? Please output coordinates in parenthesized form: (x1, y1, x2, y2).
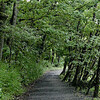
(0, 2, 7, 61)
(10, 1, 18, 25)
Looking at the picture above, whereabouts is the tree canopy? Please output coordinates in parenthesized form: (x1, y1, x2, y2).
(0, 0, 100, 99)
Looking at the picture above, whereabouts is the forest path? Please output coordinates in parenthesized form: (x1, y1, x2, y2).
(25, 70, 88, 100)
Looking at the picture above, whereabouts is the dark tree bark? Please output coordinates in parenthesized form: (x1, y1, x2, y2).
(90, 3, 97, 37)
(61, 35, 72, 76)
(60, 57, 67, 75)
(57, 55, 60, 63)
(0, 2, 7, 61)
(8, 1, 18, 64)
(82, 58, 96, 81)
(82, 69, 89, 81)
(8, 41, 13, 64)
(92, 3, 97, 21)
(62, 63, 73, 81)
(51, 49, 54, 64)
(93, 57, 100, 97)
(39, 34, 46, 55)
(10, 2, 17, 25)
(86, 72, 96, 95)
(71, 19, 81, 85)
(77, 20, 80, 32)
(0, 34, 4, 60)
(78, 67, 84, 83)
(72, 65, 80, 86)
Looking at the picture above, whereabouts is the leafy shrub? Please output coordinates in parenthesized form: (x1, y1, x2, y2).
(18, 57, 45, 85)
(0, 62, 24, 100)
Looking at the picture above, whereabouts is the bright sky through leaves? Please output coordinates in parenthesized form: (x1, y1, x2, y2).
(27, 0, 30, 2)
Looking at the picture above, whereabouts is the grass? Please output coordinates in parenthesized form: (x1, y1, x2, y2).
(0, 59, 63, 100)
(0, 62, 24, 100)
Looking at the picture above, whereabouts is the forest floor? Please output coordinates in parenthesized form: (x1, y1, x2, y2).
(16, 70, 93, 100)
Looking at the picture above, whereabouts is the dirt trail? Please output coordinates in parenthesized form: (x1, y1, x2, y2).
(23, 70, 88, 100)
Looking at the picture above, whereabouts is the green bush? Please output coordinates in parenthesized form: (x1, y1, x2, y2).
(0, 62, 24, 100)
(0, 59, 49, 100)
(18, 58, 45, 85)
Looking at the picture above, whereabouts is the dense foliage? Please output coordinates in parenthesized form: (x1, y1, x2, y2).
(0, 0, 100, 99)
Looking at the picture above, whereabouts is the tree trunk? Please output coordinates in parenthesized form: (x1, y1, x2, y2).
(0, 2, 7, 61)
(77, 20, 80, 32)
(60, 57, 67, 75)
(92, 3, 97, 21)
(39, 34, 46, 56)
(86, 73, 96, 95)
(72, 65, 80, 86)
(51, 49, 54, 64)
(9, 43, 12, 64)
(62, 63, 73, 81)
(93, 57, 100, 97)
(57, 56, 60, 63)
(10, 2, 17, 25)
(8, 1, 18, 64)
(78, 67, 84, 83)
(82, 58, 96, 81)
(82, 69, 89, 81)
(0, 34, 4, 60)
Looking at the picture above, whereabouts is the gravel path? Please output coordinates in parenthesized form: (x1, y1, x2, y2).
(25, 70, 87, 100)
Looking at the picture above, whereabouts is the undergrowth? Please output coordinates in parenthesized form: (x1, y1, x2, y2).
(0, 60, 49, 100)
(0, 62, 23, 100)
(0, 59, 62, 100)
